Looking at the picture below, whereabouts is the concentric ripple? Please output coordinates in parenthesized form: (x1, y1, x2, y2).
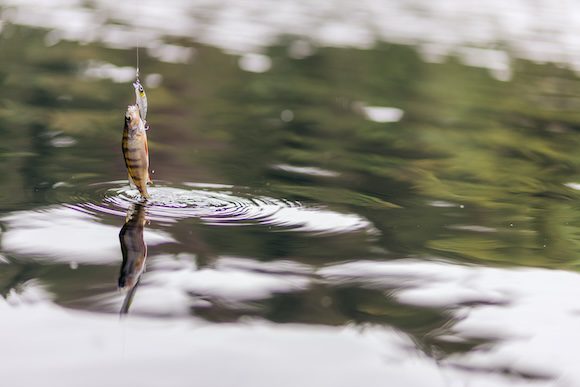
(64, 181, 374, 234)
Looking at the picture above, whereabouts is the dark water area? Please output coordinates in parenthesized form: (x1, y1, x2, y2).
(2, 1, 580, 386)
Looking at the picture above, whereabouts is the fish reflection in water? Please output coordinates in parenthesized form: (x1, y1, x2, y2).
(118, 203, 148, 314)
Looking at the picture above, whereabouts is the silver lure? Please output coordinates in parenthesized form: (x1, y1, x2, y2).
(133, 79, 148, 123)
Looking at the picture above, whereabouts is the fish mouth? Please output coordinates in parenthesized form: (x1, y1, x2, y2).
(132, 81, 139, 89)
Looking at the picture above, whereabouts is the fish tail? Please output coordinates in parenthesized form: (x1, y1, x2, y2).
(138, 184, 150, 199)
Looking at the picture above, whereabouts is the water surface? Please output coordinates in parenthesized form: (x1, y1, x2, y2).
(1, 1, 580, 386)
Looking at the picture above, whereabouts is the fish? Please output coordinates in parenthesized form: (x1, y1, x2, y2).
(122, 104, 151, 198)
(118, 203, 147, 291)
(133, 79, 148, 124)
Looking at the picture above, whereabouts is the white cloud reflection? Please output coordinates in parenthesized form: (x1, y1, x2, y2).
(146, 261, 310, 303)
(320, 259, 580, 384)
(1, 207, 174, 264)
(0, 297, 448, 387)
(1, 248, 576, 385)
(0, 268, 562, 387)
(4, 0, 580, 74)
(272, 164, 340, 177)
(362, 106, 404, 123)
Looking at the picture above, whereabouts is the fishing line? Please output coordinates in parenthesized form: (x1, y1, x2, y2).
(136, 37, 140, 81)
(135, 0, 140, 82)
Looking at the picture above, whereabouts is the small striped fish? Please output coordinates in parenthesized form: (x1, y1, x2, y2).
(122, 105, 151, 198)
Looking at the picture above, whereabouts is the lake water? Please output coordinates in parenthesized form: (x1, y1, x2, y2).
(2, 1, 580, 386)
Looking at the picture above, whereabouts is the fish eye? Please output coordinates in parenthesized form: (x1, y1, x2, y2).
(139, 85, 144, 92)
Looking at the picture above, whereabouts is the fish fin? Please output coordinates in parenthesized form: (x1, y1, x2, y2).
(144, 136, 149, 159)
(144, 137, 151, 186)
(139, 183, 150, 200)
(128, 173, 136, 188)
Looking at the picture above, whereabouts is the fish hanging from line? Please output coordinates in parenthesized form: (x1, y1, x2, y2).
(122, 104, 152, 198)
